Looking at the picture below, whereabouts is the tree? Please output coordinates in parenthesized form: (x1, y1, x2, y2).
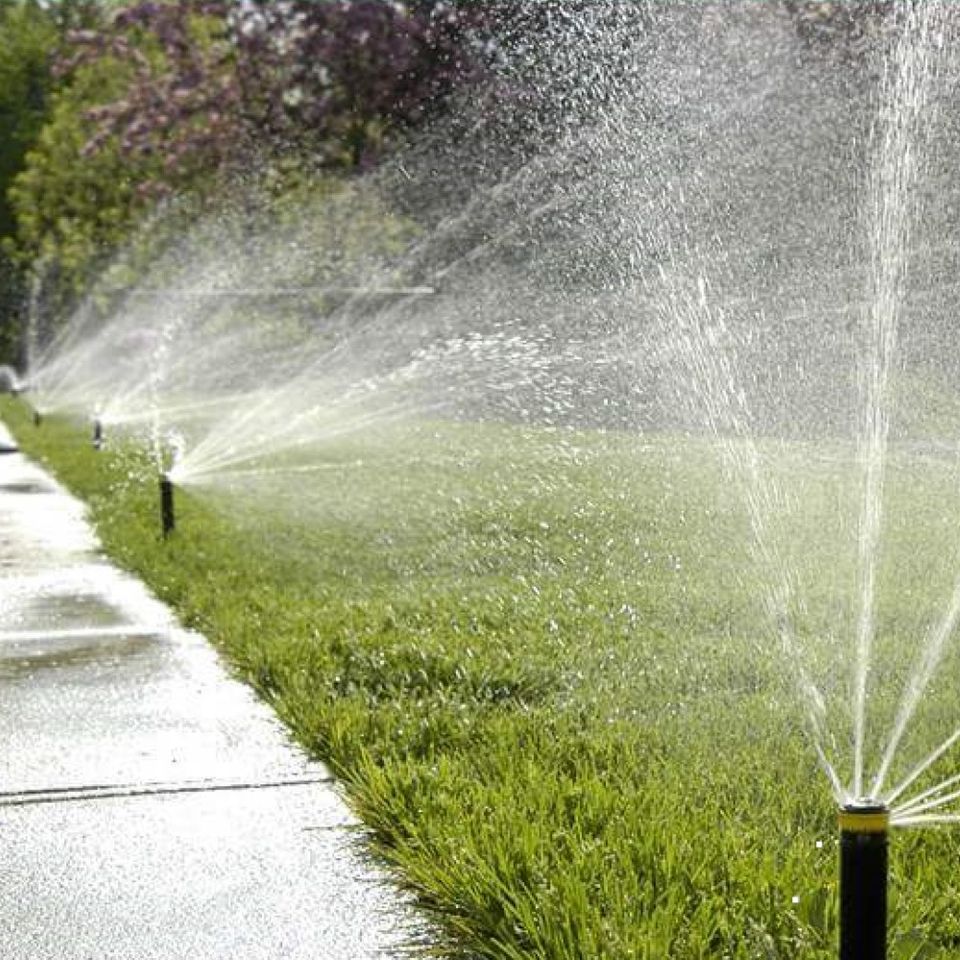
(7, 35, 161, 322)
(60, 0, 491, 197)
(782, 1, 895, 57)
(0, 0, 58, 363)
(4, 0, 495, 343)
(0, 1, 57, 237)
(0, 0, 105, 363)
(239, 0, 489, 165)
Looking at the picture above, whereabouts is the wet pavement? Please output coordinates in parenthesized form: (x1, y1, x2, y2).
(0, 423, 420, 958)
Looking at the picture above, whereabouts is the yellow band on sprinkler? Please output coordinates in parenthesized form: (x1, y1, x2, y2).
(838, 807, 890, 834)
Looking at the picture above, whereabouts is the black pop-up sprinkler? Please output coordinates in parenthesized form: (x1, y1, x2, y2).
(839, 800, 889, 960)
(33, 408, 42, 427)
(159, 473, 175, 538)
(92, 418, 103, 450)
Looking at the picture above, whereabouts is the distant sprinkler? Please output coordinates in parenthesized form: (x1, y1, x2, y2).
(92, 418, 103, 451)
(0, 364, 18, 395)
(159, 473, 175, 538)
(32, 408, 42, 427)
(839, 800, 888, 960)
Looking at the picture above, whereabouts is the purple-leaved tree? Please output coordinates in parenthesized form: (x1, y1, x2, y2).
(61, 0, 491, 195)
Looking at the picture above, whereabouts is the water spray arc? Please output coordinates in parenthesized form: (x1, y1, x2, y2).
(839, 802, 889, 960)
(159, 474, 175, 538)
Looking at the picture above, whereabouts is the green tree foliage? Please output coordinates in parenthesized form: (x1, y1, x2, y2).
(0, 0, 57, 362)
(7, 47, 160, 320)
(0, 0, 56, 238)
(7, 0, 489, 346)
(0, 0, 104, 363)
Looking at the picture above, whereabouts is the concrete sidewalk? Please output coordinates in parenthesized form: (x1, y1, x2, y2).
(0, 423, 422, 959)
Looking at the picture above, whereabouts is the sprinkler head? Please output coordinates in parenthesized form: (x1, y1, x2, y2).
(839, 800, 889, 960)
(159, 473, 175, 539)
(33, 409, 42, 427)
(92, 418, 103, 451)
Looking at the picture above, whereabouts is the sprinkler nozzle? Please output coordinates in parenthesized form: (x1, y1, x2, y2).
(159, 473, 175, 539)
(92, 418, 103, 451)
(33, 409, 41, 427)
(839, 800, 889, 960)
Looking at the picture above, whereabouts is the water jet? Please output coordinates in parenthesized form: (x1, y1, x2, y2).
(839, 800, 889, 960)
(159, 473, 175, 538)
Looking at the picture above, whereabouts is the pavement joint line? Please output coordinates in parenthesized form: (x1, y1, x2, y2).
(0, 774, 334, 808)
(0, 625, 165, 644)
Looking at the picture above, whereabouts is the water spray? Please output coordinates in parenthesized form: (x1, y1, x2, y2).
(839, 800, 889, 960)
(159, 473, 175, 538)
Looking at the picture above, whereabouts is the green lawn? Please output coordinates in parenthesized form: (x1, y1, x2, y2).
(5, 395, 960, 959)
